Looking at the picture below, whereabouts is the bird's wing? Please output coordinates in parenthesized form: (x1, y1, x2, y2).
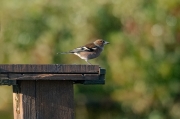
(84, 42, 98, 51)
(69, 43, 97, 53)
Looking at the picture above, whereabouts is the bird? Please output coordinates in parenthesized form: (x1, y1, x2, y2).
(57, 39, 109, 65)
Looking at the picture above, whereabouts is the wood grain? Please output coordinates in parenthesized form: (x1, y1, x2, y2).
(36, 81, 74, 119)
(13, 81, 74, 119)
(0, 64, 99, 74)
(13, 81, 36, 119)
(3, 64, 106, 119)
(8, 74, 99, 80)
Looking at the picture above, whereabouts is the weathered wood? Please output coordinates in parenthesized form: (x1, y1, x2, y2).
(0, 64, 106, 119)
(0, 65, 105, 85)
(0, 64, 99, 74)
(13, 81, 36, 119)
(0, 74, 99, 80)
(13, 81, 74, 119)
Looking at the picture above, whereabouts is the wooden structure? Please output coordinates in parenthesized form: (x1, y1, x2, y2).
(0, 64, 106, 119)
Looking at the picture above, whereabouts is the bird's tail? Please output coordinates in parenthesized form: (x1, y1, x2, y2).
(57, 52, 74, 54)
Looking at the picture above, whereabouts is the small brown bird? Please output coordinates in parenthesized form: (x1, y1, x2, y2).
(58, 39, 109, 65)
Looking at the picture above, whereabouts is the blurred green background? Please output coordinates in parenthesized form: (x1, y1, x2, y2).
(0, 0, 180, 119)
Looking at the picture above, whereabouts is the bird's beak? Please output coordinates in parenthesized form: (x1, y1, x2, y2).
(104, 41, 109, 44)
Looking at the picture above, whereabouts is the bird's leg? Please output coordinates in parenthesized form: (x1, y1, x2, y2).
(85, 60, 92, 65)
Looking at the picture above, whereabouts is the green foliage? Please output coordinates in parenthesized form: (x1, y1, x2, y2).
(0, 0, 180, 119)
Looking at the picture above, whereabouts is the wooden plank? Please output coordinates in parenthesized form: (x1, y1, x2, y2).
(8, 64, 105, 119)
(21, 81, 36, 119)
(9, 74, 83, 80)
(83, 74, 100, 80)
(0, 64, 99, 74)
(36, 80, 74, 119)
(1, 73, 105, 85)
(13, 81, 36, 119)
(13, 81, 74, 119)
(0, 74, 99, 80)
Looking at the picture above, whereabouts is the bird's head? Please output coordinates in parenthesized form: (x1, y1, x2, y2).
(94, 39, 109, 48)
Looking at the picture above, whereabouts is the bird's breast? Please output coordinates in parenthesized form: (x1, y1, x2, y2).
(75, 48, 102, 60)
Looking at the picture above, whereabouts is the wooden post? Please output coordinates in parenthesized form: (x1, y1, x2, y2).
(0, 64, 105, 119)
